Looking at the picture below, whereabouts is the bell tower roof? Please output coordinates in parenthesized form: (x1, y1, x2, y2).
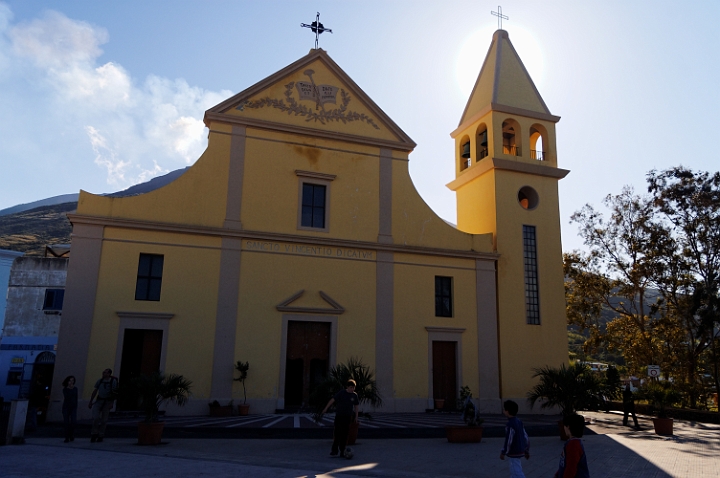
(458, 30, 558, 128)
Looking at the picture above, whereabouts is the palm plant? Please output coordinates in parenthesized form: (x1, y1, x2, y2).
(311, 357, 382, 420)
(133, 372, 192, 423)
(234, 361, 249, 404)
(527, 363, 603, 416)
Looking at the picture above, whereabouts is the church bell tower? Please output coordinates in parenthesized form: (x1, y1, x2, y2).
(446, 29, 570, 407)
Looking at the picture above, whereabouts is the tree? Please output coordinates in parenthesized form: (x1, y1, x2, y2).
(647, 167, 720, 407)
(569, 186, 673, 374)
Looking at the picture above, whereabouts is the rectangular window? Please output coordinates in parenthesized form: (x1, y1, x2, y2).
(435, 276, 453, 317)
(6, 370, 22, 385)
(42, 289, 65, 311)
(135, 254, 164, 301)
(301, 183, 326, 229)
(523, 225, 540, 324)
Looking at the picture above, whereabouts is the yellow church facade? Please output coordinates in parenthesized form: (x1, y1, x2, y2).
(50, 30, 568, 419)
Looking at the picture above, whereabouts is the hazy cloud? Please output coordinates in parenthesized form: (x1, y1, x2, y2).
(1, 6, 232, 187)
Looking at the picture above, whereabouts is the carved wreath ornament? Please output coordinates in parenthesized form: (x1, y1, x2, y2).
(236, 69, 380, 130)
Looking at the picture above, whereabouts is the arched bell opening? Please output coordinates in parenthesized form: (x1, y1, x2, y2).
(501, 119, 521, 157)
(530, 124, 548, 161)
(459, 135, 472, 171)
(475, 124, 489, 162)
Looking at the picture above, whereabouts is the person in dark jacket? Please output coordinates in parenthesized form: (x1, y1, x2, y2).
(622, 384, 639, 428)
(61, 375, 78, 442)
(500, 400, 530, 478)
(320, 379, 359, 459)
(555, 413, 590, 478)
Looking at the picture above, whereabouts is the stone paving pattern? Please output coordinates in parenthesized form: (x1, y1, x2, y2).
(2, 411, 718, 477)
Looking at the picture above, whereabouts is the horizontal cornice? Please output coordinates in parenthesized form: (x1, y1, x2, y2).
(446, 157, 570, 191)
(451, 103, 561, 138)
(204, 112, 416, 152)
(67, 214, 499, 261)
(116, 311, 175, 320)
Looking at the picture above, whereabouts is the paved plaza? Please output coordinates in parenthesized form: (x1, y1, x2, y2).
(2, 411, 718, 477)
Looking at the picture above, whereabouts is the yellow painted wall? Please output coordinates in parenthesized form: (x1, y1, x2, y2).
(234, 248, 377, 401)
(493, 170, 567, 398)
(240, 129, 380, 242)
(392, 255, 480, 399)
(85, 229, 222, 398)
(77, 126, 232, 228)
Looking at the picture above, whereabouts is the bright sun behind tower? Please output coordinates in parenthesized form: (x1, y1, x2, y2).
(455, 26, 545, 97)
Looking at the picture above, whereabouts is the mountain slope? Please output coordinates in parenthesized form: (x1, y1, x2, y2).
(0, 202, 76, 255)
(0, 167, 190, 255)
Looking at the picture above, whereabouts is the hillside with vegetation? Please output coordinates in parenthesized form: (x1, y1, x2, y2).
(0, 202, 76, 256)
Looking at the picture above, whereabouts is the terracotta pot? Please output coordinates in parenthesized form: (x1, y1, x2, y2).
(347, 420, 359, 445)
(653, 417, 673, 436)
(209, 405, 233, 417)
(238, 404, 250, 416)
(445, 425, 483, 443)
(434, 399, 445, 410)
(137, 421, 165, 445)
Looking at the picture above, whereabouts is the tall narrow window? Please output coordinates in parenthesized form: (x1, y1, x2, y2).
(523, 225, 540, 324)
(435, 276, 453, 317)
(301, 183, 326, 229)
(43, 289, 65, 311)
(135, 254, 164, 301)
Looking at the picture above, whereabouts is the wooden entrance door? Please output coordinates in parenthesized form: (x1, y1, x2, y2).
(284, 321, 331, 410)
(118, 329, 163, 410)
(432, 341, 457, 410)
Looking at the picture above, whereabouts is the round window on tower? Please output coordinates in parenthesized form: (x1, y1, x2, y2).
(517, 186, 539, 210)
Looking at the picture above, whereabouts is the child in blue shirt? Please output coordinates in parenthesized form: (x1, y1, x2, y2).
(500, 400, 530, 478)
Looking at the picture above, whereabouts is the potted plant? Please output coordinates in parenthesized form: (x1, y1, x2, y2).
(311, 357, 382, 445)
(234, 361, 250, 415)
(445, 386, 484, 443)
(208, 399, 234, 417)
(637, 383, 681, 436)
(132, 372, 192, 445)
(527, 363, 602, 439)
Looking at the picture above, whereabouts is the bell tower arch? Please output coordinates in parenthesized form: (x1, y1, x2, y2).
(446, 29, 570, 410)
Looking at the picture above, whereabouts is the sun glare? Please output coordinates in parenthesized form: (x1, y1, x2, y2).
(455, 26, 545, 98)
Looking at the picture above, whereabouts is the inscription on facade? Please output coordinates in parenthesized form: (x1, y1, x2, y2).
(244, 240, 374, 260)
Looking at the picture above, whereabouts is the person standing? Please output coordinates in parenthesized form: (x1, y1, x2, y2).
(321, 379, 359, 459)
(500, 400, 530, 478)
(555, 413, 590, 478)
(622, 384, 639, 428)
(61, 375, 78, 442)
(88, 368, 118, 442)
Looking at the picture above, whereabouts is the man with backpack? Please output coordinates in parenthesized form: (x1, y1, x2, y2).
(88, 368, 118, 442)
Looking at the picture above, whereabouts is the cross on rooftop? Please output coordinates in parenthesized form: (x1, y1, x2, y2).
(491, 6, 509, 30)
(301, 12, 333, 49)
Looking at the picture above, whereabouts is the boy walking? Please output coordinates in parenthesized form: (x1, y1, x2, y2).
(555, 414, 590, 477)
(321, 379, 359, 459)
(500, 400, 530, 478)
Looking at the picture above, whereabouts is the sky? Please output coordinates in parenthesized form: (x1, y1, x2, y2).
(1, 1, 719, 252)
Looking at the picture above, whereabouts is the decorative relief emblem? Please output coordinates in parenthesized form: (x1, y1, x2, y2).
(236, 69, 380, 130)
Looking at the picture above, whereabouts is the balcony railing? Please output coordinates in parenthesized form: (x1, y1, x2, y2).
(503, 145, 521, 156)
(531, 150, 545, 161)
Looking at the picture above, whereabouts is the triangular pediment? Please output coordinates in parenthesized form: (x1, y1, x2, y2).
(276, 290, 345, 315)
(206, 49, 415, 151)
(460, 30, 553, 125)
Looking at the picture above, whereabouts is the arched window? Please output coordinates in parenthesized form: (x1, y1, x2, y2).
(530, 124, 548, 161)
(476, 124, 488, 161)
(459, 135, 471, 171)
(502, 120, 521, 157)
